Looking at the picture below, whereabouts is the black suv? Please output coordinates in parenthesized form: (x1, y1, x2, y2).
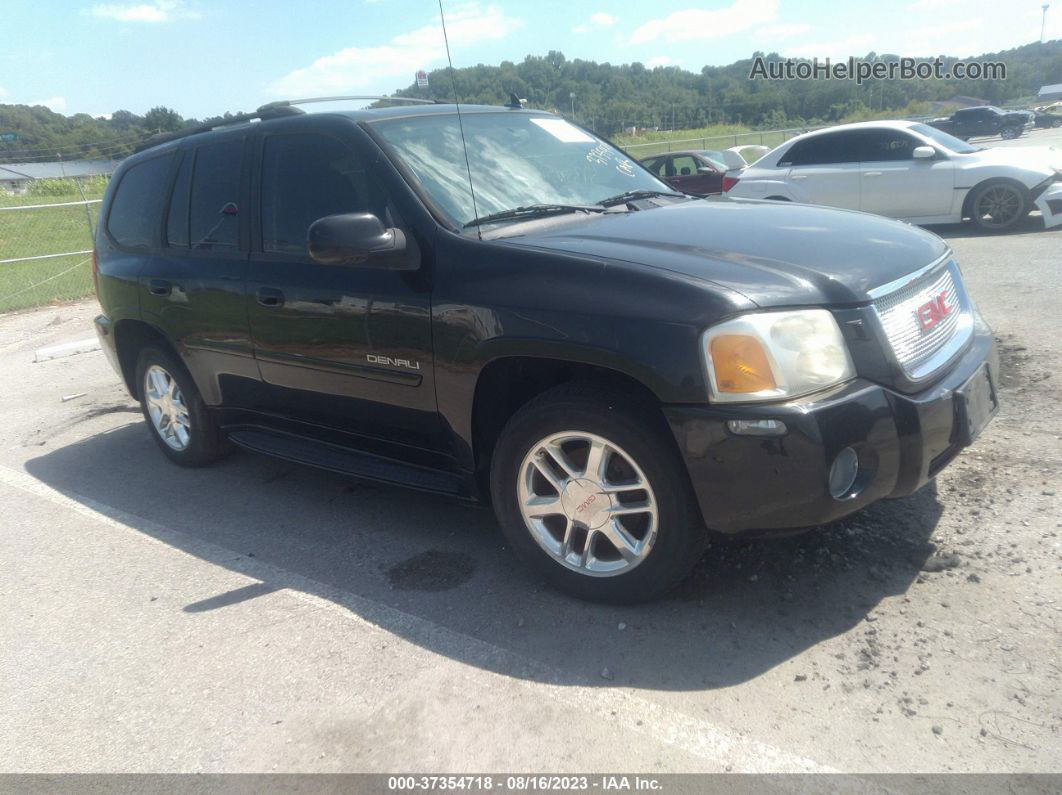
(93, 99, 999, 603)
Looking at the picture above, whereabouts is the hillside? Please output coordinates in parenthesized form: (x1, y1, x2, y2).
(1, 40, 1058, 161)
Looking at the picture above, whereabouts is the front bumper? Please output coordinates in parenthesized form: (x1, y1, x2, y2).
(1033, 183, 1062, 229)
(663, 327, 999, 534)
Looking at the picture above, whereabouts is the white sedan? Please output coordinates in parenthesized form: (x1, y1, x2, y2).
(724, 120, 1062, 232)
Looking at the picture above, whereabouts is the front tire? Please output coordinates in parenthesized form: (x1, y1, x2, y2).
(968, 180, 1029, 232)
(490, 383, 705, 603)
(1000, 125, 1022, 140)
(135, 346, 232, 467)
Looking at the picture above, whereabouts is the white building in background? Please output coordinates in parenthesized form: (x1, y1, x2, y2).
(0, 159, 119, 195)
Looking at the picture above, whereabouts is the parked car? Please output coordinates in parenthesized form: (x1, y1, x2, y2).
(94, 100, 999, 603)
(1031, 109, 1062, 129)
(639, 150, 729, 194)
(724, 120, 1062, 232)
(927, 106, 1031, 140)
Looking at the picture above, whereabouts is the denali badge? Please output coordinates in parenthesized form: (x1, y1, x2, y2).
(916, 291, 952, 333)
(366, 354, 421, 370)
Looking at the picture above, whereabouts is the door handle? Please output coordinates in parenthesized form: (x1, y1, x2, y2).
(790, 174, 808, 181)
(864, 171, 883, 177)
(148, 279, 172, 296)
(257, 287, 285, 308)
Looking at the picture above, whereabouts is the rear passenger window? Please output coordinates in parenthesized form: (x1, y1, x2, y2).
(106, 154, 172, 249)
(165, 152, 193, 247)
(782, 133, 860, 166)
(260, 133, 378, 255)
(190, 139, 243, 250)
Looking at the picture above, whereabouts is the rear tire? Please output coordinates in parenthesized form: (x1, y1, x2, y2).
(135, 345, 232, 467)
(490, 383, 705, 603)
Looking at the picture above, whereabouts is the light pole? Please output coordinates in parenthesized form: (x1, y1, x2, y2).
(569, 92, 576, 121)
(1043, 4, 1051, 43)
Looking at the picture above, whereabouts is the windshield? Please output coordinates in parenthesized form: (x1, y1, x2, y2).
(372, 112, 671, 227)
(910, 123, 979, 154)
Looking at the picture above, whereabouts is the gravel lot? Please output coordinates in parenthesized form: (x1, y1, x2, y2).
(1, 128, 1059, 775)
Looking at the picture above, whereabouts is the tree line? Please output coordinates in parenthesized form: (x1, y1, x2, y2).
(1, 40, 1058, 162)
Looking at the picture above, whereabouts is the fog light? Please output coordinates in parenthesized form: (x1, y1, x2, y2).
(828, 447, 859, 499)
(727, 419, 787, 436)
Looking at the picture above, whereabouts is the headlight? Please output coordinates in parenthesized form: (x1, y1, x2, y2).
(702, 309, 855, 403)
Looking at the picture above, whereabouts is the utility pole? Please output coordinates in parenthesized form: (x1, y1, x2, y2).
(569, 92, 575, 121)
(1043, 4, 1051, 43)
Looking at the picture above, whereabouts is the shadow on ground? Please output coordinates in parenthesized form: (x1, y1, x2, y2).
(927, 214, 1062, 240)
(25, 420, 943, 691)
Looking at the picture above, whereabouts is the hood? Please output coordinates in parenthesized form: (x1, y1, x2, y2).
(499, 199, 949, 307)
(962, 145, 1061, 174)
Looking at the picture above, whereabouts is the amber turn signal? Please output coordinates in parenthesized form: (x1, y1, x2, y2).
(709, 334, 777, 393)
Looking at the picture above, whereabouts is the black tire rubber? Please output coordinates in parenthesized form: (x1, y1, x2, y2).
(968, 179, 1030, 233)
(489, 382, 706, 604)
(1000, 125, 1022, 140)
(135, 345, 232, 467)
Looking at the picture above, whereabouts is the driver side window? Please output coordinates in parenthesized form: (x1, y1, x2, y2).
(260, 133, 390, 256)
(857, 130, 919, 162)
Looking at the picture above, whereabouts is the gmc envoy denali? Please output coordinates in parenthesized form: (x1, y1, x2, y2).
(92, 98, 999, 603)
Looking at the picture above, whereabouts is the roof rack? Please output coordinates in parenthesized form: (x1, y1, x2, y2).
(133, 95, 439, 153)
(133, 103, 304, 153)
(258, 95, 439, 112)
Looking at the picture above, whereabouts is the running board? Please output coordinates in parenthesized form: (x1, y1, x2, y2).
(227, 428, 466, 497)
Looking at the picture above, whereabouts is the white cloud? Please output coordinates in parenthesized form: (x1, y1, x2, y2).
(30, 96, 68, 112)
(630, 0, 777, 44)
(572, 11, 618, 33)
(0, 86, 8, 98)
(269, 3, 522, 97)
(88, 0, 199, 23)
(783, 34, 875, 59)
(646, 55, 674, 68)
(760, 22, 812, 39)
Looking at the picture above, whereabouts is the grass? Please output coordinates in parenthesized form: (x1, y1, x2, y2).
(0, 181, 104, 313)
(613, 123, 803, 158)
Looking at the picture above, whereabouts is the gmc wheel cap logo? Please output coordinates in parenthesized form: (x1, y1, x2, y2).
(916, 291, 952, 333)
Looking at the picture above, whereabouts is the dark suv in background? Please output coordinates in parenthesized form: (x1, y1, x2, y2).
(93, 98, 999, 603)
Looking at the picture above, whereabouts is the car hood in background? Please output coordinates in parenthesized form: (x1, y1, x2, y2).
(499, 199, 949, 307)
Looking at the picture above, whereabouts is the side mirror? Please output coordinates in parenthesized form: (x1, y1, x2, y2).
(912, 146, 936, 160)
(307, 213, 411, 269)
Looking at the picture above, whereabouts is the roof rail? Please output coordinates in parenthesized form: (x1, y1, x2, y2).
(133, 95, 439, 154)
(133, 104, 304, 153)
(257, 95, 439, 112)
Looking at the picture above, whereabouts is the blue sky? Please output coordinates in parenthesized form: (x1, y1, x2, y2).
(1, 0, 1057, 118)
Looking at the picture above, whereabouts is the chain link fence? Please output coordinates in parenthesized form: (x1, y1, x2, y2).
(0, 176, 108, 314)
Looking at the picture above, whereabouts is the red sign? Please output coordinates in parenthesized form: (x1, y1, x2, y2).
(916, 291, 952, 332)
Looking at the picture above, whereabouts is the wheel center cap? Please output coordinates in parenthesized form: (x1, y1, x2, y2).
(560, 478, 612, 529)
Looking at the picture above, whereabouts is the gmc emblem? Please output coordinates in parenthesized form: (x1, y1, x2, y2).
(916, 291, 952, 333)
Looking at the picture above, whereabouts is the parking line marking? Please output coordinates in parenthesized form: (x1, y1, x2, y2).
(0, 462, 834, 773)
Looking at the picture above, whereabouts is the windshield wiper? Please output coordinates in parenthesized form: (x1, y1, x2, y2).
(463, 204, 604, 228)
(596, 189, 687, 207)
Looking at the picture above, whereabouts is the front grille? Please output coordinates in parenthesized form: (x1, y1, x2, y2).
(872, 263, 965, 377)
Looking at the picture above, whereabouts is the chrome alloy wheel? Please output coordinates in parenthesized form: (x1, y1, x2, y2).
(517, 431, 658, 577)
(974, 184, 1023, 228)
(144, 364, 191, 451)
